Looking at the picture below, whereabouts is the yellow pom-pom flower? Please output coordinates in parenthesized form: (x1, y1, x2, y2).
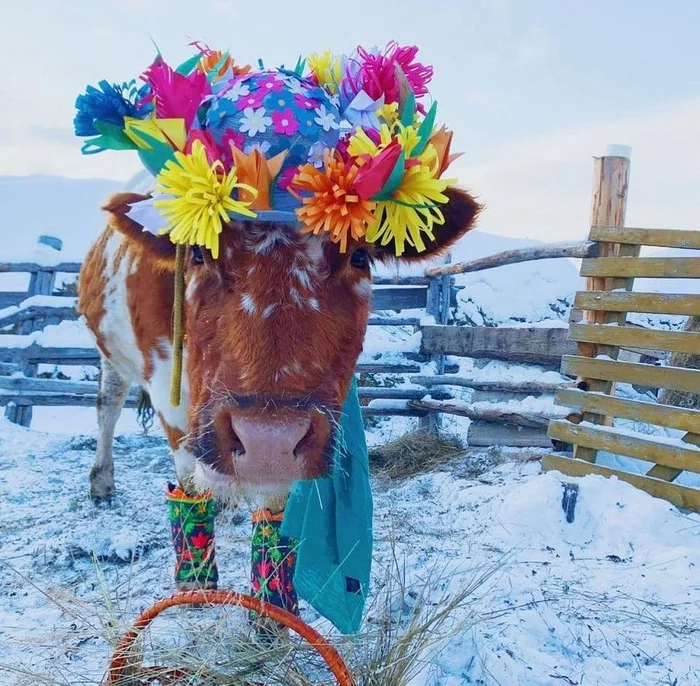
(347, 121, 454, 256)
(154, 140, 257, 259)
(307, 51, 343, 94)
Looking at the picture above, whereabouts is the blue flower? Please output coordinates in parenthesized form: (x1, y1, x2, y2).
(74, 79, 151, 137)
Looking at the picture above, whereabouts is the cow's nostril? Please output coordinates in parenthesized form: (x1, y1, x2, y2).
(294, 423, 314, 459)
(230, 423, 245, 457)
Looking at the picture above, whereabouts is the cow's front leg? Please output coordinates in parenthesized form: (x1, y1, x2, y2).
(90, 356, 130, 502)
(249, 493, 299, 633)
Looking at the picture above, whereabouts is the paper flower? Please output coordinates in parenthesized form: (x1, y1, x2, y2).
(365, 143, 451, 256)
(239, 107, 273, 136)
(271, 108, 298, 135)
(230, 146, 287, 210)
(307, 51, 343, 94)
(313, 104, 340, 132)
(141, 58, 211, 130)
(291, 151, 376, 252)
(154, 140, 258, 258)
(74, 79, 151, 137)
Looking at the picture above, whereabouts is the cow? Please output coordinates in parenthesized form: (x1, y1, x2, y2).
(78, 187, 480, 513)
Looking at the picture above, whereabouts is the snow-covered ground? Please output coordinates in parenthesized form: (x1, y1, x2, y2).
(1, 418, 698, 685)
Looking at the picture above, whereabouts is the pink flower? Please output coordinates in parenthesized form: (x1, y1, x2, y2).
(258, 74, 284, 94)
(236, 90, 265, 111)
(271, 108, 298, 135)
(294, 93, 319, 110)
(355, 42, 433, 106)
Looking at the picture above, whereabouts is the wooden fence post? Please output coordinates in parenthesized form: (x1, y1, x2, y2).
(421, 253, 453, 433)
(575, 145, 633, 462)
(6, 235, 63, 427)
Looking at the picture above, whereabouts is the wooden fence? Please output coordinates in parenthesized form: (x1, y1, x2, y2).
(1, 234, 581, 439)
(541, 153, 700, 512)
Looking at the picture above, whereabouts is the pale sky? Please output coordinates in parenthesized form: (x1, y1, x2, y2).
(1, 0, 699, 241)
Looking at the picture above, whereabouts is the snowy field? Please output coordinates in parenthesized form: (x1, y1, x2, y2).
(1, 417, 699, 685)
(1, 175, 700, 684)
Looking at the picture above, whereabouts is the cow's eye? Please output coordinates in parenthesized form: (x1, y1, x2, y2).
(350, 248, 369, 269)
(191, 246, 204, 264)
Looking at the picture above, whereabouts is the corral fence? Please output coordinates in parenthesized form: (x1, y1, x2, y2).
(2, 147, 699, 513)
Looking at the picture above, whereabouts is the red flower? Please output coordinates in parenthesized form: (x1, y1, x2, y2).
(353, 139, 403, 199)
(190, 531, 210, 549)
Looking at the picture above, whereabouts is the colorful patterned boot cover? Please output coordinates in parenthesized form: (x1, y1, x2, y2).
(167, 482, 219, 590)
(250, 509, 299, 628)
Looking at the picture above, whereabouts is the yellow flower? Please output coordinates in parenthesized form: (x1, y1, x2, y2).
(366, 144, 454, 256)
(307, 51, 343, 94)
(379, 102, 399, 126)
(155, 140, 257, 259)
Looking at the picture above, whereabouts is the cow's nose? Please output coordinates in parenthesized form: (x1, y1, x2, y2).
(229, 415, 311, 484)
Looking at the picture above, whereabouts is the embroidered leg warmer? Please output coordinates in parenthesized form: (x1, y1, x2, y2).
(250, 509, 299, 616)
(167, 482, 219, 590)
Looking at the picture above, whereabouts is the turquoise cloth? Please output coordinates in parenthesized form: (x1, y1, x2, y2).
(281, 378, 373, 635)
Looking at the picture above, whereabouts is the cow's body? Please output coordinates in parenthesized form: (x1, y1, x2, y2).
(79, 223, 196, 501)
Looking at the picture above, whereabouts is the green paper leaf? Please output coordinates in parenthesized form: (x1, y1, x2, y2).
(176, 53, 202, 75)
(294, 55, 306, 76)
(89, 120, 139, 151)
(135, 131, 177, 176)
(412, 101, 438, 158)
(400, 92, 416, 127)
(372, 149, 406, 200)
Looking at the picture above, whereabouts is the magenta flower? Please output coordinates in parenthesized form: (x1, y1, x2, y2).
(354, 42, 433, 107)
(294, 93, 319, 110)
(258, 74, 284, 94)
(277, 166, 298, 190)
(236, 90, 265, 111)
(271, 108, 298, 135)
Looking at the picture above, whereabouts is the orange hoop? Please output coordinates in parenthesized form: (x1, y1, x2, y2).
(104, 589, 355, 686)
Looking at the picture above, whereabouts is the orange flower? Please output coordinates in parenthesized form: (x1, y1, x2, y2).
(198, 51, 251, 78)
(292, 151, 376, 252)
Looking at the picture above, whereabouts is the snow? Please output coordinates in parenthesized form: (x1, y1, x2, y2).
(1, 319, 93, 349)
(1, 421, 698, 685)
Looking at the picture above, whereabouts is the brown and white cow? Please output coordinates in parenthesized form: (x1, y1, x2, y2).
(78, 187, 480, 510)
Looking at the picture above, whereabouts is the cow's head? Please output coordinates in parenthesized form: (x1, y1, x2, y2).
(105, 188, 480, 498)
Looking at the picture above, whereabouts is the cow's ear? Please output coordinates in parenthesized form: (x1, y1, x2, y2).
(102, 192, 177, 267)
(371, 186, 482, 263)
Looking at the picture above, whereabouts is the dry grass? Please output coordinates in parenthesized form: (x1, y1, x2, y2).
(0, 549, 503, 686)
(368, 431, 466, 480)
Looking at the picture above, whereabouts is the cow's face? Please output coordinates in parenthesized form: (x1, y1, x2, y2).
(107, 188, 480, 498)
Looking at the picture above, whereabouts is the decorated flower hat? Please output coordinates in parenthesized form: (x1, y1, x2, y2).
(74, 42, 462, 258)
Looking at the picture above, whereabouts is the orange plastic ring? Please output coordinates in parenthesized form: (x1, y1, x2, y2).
(104, 589, 355, 685)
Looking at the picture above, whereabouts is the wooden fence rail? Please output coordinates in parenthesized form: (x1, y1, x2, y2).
(542, 150, 700, 513)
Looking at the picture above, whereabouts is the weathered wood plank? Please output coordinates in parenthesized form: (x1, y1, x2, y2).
(358, 387, 450, 400)
(372, 276, 431, 286)
(0, 305, 78, 329)
(542, 454, 700, 512)
(371, 287, 427, 312)
(424, 242, 597, 278)
(411, 374, 575, 393)
(410, 398, 550, 427)
(361, 406, 427, 418)
(468, 420, 551, 447)
(421, 325, 576, 366)
(0, 292, 28, 309)
(580, 257, 700, 279)
(561, 355, 700, 394)
(569, 323, 700, 354)
(548, 420, 700, 473)
(554, 388, 700, 434)
(0, 261, 82, 274)
(367, 316, 420, 327)
(0, 391, 139, 408)
(574, 291, 700, 317)
(589, 226, 700, 250)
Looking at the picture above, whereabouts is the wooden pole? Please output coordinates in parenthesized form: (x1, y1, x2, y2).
(575, 145, 633, 462)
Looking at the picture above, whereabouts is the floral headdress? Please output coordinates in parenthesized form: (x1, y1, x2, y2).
(75, 41, 463, 259)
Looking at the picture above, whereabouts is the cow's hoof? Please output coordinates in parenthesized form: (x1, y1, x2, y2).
(90, 489, 114, 505)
